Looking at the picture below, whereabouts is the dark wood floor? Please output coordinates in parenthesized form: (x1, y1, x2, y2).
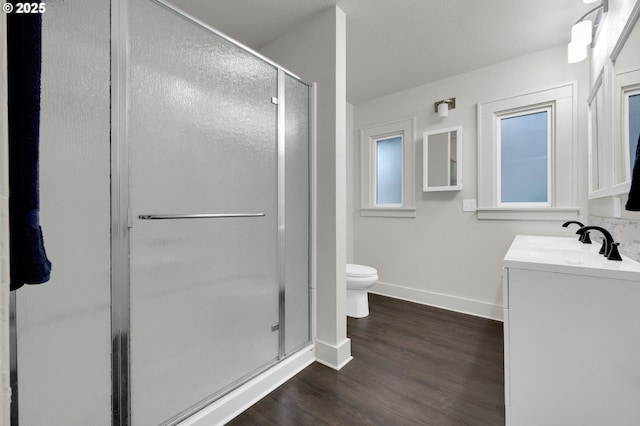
(228, 294, 505, 425)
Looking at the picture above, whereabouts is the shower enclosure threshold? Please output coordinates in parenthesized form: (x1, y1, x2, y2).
(177, 344, 315, 426)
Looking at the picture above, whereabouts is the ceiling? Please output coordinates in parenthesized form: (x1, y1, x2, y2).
(163, 0, 589, 104)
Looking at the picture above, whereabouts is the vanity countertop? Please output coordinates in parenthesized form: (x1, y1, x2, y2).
(504, 234, 640, 281)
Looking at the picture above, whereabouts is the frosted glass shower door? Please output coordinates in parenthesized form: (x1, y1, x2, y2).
(284, 75, 311, 354)
(128, 1, 279, 424)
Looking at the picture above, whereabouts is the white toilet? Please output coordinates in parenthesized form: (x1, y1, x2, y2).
(346, 264, 378, 318)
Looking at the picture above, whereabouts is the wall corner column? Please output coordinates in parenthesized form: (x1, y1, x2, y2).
(260, 5, 351, 370)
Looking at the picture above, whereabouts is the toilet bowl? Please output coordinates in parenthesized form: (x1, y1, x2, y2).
(346, 264, 378, 318)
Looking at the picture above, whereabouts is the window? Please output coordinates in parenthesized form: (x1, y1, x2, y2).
(360, 118, 415, 217)
(498, 109, 551, 206)
(477, 84, 579, 220)
(375, 135, 403, 206)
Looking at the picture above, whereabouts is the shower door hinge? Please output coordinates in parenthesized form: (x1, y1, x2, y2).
(271, 323, 279, 332)
(271, 97, 278, 105)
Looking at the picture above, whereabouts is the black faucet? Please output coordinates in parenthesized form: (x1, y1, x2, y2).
(562, 221, 591, 244)
(575, 226, 622, 261)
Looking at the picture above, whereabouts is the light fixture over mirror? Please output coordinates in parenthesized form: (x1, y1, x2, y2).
(568, 41, 588, 63)
(434, 98, 456, 118)
(568, 0, 608, 63)
(572, 20, 593, 45)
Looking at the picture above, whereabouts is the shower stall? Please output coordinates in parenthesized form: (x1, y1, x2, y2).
(11, 0, 314, 424)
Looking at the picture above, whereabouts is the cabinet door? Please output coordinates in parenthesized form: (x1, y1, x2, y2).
(507, 268, 640, 425)
(502, 268, 511, 411)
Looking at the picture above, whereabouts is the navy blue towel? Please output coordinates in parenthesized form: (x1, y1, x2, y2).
(626, 133, 640, 211)
(8, 10, 52, 290)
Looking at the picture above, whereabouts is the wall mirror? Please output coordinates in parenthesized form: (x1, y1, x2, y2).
(423, 126, 462, 191)
(611, 1, 640, 194)
(588, 68, 607, 198)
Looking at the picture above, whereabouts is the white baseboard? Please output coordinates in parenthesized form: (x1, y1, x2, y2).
(179, 344, 315, 426)
(370, 281, 503, 321)
(314, 337, 353, 370)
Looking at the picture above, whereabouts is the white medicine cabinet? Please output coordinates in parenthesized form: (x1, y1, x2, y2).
(588, 67, 608, 198)
(589, 1, 640, 199)
(423, 126, 462, 192)
(611, 2, 640, 196)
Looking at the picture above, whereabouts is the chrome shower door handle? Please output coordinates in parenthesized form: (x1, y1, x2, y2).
(138, 213, 266, 220)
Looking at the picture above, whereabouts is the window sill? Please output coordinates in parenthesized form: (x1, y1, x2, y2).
(360, 207, 417, 218)
(476, 207, 580, 221)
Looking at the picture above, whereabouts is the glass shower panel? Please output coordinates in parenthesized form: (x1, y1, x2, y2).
(128, 1, 279, 424)
(17, 0, 112, 424)
(284, 75, 310, 354)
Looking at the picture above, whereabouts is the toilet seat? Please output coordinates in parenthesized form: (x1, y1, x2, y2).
(347, 264, 377, 278)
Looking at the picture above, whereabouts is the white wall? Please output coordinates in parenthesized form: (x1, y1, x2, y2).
(260, 6, 351, 369)
(347, 102, 354, 263)
(352, 45, 590, 320)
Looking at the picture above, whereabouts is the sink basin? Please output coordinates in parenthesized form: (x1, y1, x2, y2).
(508, 234, 585, 250)
(508, 246, 597, 266)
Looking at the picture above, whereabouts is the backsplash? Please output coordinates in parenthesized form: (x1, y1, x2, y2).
(589, 216, 640, 263)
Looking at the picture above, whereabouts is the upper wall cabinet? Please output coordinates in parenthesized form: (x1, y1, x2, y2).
(588, 67, 608, 199)
(610, 1, 640, 195)
(423, 126, 462, 192)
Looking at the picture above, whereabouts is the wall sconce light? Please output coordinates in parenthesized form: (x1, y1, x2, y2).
(567, 0, 608, 63)
(434, 98, 456, 118)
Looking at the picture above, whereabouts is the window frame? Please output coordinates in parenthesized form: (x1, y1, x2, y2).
(496, 106, 553, 208)
(360, 118, 416, 218)
(477, 83, 579, 221)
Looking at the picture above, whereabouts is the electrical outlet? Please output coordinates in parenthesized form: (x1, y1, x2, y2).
(463, 199, 477, 212)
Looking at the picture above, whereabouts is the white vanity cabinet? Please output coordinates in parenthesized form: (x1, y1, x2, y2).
(503, 235, 640, 425)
